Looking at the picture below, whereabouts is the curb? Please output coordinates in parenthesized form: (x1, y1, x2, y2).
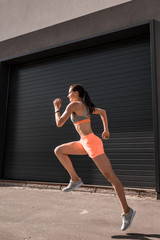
(0, 180, 157, 199)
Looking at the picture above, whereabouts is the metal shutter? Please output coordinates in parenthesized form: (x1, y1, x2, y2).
(3, 34, 155, 188)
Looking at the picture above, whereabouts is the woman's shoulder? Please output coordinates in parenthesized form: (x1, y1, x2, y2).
(72, 101, 86, 114)
(66, 102, 81, 112)
(92, 107, 105, 114)
(72, 101, 85, 108)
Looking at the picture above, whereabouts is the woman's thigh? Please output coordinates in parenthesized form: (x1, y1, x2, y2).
(55, 141, 87, 155)
(92, 153, 115, 179)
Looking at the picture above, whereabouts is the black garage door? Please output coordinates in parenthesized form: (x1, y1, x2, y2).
(3, 34, 155, 188)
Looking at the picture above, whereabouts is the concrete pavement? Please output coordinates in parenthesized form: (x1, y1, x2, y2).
(0, 186, 160, 240)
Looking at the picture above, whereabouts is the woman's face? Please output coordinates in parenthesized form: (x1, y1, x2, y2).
(67, 87, 78, 102)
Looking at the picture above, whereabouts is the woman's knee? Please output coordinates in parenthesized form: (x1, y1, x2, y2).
(103, 170, 116, 183)
(105, 172, 120, 187)
(54, 145, 63, 156)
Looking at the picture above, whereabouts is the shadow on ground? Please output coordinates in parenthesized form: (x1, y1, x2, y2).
(112, 233, 160, 240)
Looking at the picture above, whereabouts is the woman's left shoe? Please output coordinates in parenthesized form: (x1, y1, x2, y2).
(62, 178, 83, 192)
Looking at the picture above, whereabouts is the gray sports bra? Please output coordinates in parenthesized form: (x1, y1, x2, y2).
(70, 104, 90, 125)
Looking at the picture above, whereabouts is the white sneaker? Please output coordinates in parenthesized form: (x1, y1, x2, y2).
(62, 178, 83, 192)
(121, 208, 136, 231)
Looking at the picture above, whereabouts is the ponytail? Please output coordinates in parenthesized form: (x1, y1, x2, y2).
(84, 90, 95, 114)
(70, 84, 95, 114)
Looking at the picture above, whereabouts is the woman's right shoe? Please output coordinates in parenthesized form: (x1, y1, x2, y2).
(121, 208, 136, 231)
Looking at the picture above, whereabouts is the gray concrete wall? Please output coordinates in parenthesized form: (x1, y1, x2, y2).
(0, 0, 159, 60)
(0, 0, 131, 42)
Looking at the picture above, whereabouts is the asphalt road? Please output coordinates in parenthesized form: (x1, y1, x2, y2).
(0, 186, 160, 240)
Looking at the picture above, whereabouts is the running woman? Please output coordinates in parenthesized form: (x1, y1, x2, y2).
(53, 84, 136, 231)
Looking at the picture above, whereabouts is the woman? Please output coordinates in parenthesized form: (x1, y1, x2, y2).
(53, 84, 136, 231)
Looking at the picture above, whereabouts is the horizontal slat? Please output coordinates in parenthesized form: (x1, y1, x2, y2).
(3, 34, 155, 188)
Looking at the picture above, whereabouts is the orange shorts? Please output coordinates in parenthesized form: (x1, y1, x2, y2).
(79, 132, 105, 158)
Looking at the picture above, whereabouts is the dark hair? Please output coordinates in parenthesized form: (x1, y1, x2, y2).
(70, 84, 95, 114)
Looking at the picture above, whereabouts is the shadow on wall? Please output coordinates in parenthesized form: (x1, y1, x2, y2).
(112, 233, 160, 240)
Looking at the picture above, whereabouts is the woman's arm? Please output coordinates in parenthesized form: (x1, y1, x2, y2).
(92, 107, 109, 139)
(53, 99, 75, 127)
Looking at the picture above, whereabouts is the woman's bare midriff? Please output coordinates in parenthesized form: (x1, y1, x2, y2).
(74, 121, 93, 137)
